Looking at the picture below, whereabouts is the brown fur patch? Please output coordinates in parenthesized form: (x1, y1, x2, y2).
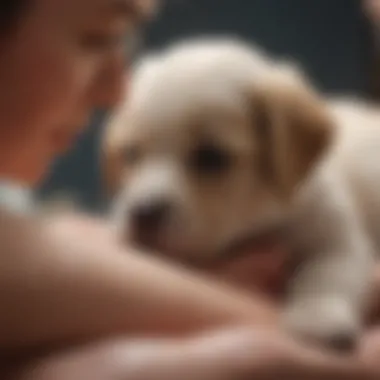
(252, 80, 334, 198)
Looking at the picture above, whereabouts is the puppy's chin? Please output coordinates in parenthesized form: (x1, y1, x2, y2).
(121, 227, 197, 265)
(121, 229, 213, 267)
(124, 226, 285, 271)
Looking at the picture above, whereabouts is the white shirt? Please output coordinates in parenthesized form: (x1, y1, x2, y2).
(0, 180, 35, 215)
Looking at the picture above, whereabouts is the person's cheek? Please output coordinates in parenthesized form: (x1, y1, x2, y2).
(90, 52, 130, 109)
(44, 58, 99, 129)
(20, 53, 83, 131)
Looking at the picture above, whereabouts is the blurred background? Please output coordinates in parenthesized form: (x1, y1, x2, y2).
(38, 0, 375, 212)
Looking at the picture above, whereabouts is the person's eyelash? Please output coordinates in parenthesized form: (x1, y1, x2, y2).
(81, 33, 126, 51)
(81, 31, 143, 61)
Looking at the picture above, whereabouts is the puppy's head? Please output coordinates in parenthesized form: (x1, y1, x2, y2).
(102, 38, 333, 263)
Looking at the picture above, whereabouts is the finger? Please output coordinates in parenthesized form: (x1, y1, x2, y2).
(358, 328, 380, 366)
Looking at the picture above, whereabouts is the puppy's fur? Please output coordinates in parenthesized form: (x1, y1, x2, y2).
(103, 38, 380, 349)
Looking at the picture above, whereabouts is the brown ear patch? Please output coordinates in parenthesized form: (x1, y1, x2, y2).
(252, 81, 334, 198)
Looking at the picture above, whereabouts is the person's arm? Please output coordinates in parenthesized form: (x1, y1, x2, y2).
(4, 328, 380, 380)
(0, 209, 277, 352)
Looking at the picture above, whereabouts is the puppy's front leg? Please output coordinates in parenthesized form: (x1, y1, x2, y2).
(284, 248, 371, 350)
(284, 184, 374, 350)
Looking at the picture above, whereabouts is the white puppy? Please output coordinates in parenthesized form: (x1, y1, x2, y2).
(102, 37, 380, 350)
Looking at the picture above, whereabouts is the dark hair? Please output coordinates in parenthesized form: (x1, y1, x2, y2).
(0, 0, 29, 34)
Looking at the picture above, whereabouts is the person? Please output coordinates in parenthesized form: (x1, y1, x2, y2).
(0, 0, 380, 378)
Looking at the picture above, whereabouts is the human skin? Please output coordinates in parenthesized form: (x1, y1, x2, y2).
(3, 215, 378, 380)
(4, 328, 380, 380)
(364, 0, 380, 22)
(0, 0, 379, 379)
(0, 0, 277, 352)
(0, 0, 158, 184)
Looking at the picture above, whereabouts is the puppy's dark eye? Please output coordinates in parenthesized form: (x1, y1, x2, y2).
(122, 145, 141, 165)
(190, 143, 231, 175)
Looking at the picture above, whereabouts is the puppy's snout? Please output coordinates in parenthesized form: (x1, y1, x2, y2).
(130, 199, 172, 236)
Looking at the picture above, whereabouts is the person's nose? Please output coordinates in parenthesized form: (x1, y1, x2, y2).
(91, 51, 128, 109)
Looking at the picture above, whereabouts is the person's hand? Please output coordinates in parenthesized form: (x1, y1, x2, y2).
(8, 329, 307, 380)
(359, 328, 380, 368)
(46, 212, 290, 298)
(14, 327, 380, 380)
(12, 329, 282, 380)
(210, 241, 290, 298)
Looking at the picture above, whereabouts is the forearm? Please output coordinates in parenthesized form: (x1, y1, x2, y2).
(0, 210, 277, 351)
(4, 331, 380, 380)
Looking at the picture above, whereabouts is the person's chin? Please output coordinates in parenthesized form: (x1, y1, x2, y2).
(50, 128, 81, 154)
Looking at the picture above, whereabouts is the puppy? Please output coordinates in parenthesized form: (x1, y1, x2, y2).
(102, 37, 379, 350)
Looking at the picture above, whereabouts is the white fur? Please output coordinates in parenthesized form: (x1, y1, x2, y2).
(107, 38, 380, 347)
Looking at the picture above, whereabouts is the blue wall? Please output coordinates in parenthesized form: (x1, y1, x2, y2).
(39, 0, 371, 210)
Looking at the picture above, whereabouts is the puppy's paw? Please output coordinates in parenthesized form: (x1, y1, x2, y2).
(283, 297, 361, 352)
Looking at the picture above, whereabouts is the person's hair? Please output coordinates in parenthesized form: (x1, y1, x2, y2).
(1, 0, 30, 34)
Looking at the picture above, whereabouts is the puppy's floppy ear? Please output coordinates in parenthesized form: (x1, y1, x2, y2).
(252, 68, 334, 197)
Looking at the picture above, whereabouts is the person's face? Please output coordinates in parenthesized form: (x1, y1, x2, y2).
(0, 0, 156, 184)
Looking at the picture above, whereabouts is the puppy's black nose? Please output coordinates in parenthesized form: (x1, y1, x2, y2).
(327, 332, 357, 353)
(130, 200, 171, 235)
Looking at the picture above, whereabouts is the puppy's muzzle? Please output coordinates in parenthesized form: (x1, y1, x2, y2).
(129, 198, 173, 248)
